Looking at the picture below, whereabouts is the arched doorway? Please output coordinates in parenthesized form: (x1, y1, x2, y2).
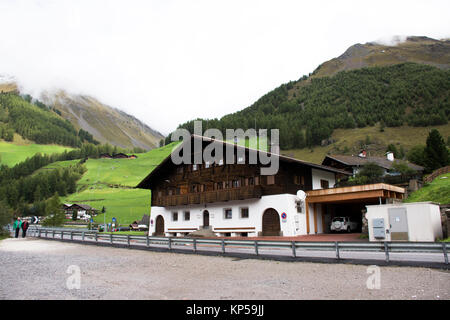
(155, 215, 165, 236)
(203, 210, 210, 227)
(262, 208, 281, 236)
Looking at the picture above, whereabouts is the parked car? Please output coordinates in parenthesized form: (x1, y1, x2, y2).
(330, 217, 358, 233)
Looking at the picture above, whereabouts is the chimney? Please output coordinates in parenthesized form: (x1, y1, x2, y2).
(386, 152, 394, 161)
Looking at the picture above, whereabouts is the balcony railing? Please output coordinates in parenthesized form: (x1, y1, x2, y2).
(153, 185, 263, 207)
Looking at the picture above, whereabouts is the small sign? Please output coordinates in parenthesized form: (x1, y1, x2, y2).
(281, 212, 287, 223)
(90, 219, 93, 223)
(112, 217, 116, 222)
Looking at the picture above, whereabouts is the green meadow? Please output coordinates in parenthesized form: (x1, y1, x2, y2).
(57, 142, 178, 225)
(0, 140, 74, 167)
(78, 142, 177, 187)
(63, 186, 151, 225)
(405, 173, 450, 205)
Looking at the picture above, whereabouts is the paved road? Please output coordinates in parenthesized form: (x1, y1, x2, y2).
(1, 237, 449, 300)
(26, 230, 449, 268)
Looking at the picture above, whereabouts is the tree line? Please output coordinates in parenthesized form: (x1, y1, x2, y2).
(0, 93, 100, 147)
(166, 63, 449, 149)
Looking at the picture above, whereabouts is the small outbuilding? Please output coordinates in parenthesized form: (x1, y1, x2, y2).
(366, 202, 443, 242)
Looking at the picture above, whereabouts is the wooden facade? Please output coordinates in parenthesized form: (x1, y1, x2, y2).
(137, 135, 349, 207)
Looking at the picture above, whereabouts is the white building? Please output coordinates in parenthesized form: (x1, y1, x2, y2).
(137, 135, 405, 237)
(366, 202, 443, 242)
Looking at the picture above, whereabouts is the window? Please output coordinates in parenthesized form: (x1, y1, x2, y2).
(248, 177, 254, 186)
(232, 180, 240, 188)
(216, 182, 223, 190)
(218, 159, 224, 166)
(184, 211, 190, 221)
(224, 208, 232, 219)
(294, 175, 304, 185)
(172, 212, 178, 221)
(192, 164, 198, 171)
(320, 179, 329, 189)
(237, 156, 244, 164)
(240, 207, 249, 219)
(205, 161, 210, 168)
(267, 175, 275, 185)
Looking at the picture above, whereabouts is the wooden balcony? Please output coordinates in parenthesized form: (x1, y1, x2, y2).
(152, 185, 263, 207)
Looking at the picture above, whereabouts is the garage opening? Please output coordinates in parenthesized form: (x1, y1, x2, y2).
(306, 183, 405, 235)
(155, 215, 165, 236)
(262, 208, 281, 236)
(321, 202, 374, 233)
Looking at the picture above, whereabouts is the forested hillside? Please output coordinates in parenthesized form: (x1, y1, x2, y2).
(171, 63, 449, 149)
(0, 93, 98, 147)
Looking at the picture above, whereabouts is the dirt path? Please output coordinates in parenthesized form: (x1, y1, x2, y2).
(0, 238, 448, 300)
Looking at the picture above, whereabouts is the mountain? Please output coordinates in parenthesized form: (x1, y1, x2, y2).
(40, 90, 164, 150)
(172, 36, 450, 153)
(0, 77, 164, 150)
(310, 36, 450, 79)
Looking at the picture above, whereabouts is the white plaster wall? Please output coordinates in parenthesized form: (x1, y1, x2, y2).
(311, 168, 336, 190)
(366, 202, 443, 242)
(149, 194, 309, 237)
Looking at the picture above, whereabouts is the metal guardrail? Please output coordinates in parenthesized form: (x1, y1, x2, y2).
(19, 227, 449, 264)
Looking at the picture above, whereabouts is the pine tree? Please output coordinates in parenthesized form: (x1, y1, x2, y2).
(424, 129, 450, 172)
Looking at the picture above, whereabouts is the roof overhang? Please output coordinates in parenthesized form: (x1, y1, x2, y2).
(136, 135, 351, 189)
(306, 183, 405, 204)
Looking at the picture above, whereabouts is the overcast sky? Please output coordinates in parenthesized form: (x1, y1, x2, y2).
(0, 0, 449, 135)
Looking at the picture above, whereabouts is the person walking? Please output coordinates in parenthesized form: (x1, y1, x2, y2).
(13, 217, 22, 238)
(21, 219, 29, 238)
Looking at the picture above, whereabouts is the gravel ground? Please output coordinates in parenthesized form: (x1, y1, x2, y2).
(0, 237, 449, 300)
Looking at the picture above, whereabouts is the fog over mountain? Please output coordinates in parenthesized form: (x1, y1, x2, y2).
(0, 0, 449, 135)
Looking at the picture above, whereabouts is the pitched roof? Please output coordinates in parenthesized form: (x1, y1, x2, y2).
(323, 154, 424, 171)
(136, 134, 351, 189)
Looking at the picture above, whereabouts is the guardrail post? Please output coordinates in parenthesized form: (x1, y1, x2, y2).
(335, 242, 340, 260)
(95, 232, 98, 242)
(45, 230, 48, 238)
(291, 241, 297, 258)
(221, 239, 225, 254)
(384, 242, 390, 263)
(82, 231, 85, 241)
(52, 230, 55, 238)
(146, 236, 150, 247)
(110, 234, 113, 244)
(193, 238, 197, 252)
(442, 243, 448, 265)
(70, 231, 73, 241)
(127, 234, 130, 247)
(168, 237, 172, 250)
(254, 241, 259, 256)
(38, 229, 41, 238)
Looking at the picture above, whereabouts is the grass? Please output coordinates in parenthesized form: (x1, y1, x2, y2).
(0, 140, 74, 167)
(77, 142, 178, 187)
(282, 124, 450, 164)
(405, 173, 450, 204)
(62, 187, 151, 225)
(47, 142, 177, 225)
(438, 238, 450, 242)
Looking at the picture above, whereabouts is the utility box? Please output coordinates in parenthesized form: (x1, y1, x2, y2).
(372, 218, 386, 239)
(366, 202, 443, 242)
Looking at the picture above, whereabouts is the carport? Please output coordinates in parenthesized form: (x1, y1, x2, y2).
(305, 183, 405, 234)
